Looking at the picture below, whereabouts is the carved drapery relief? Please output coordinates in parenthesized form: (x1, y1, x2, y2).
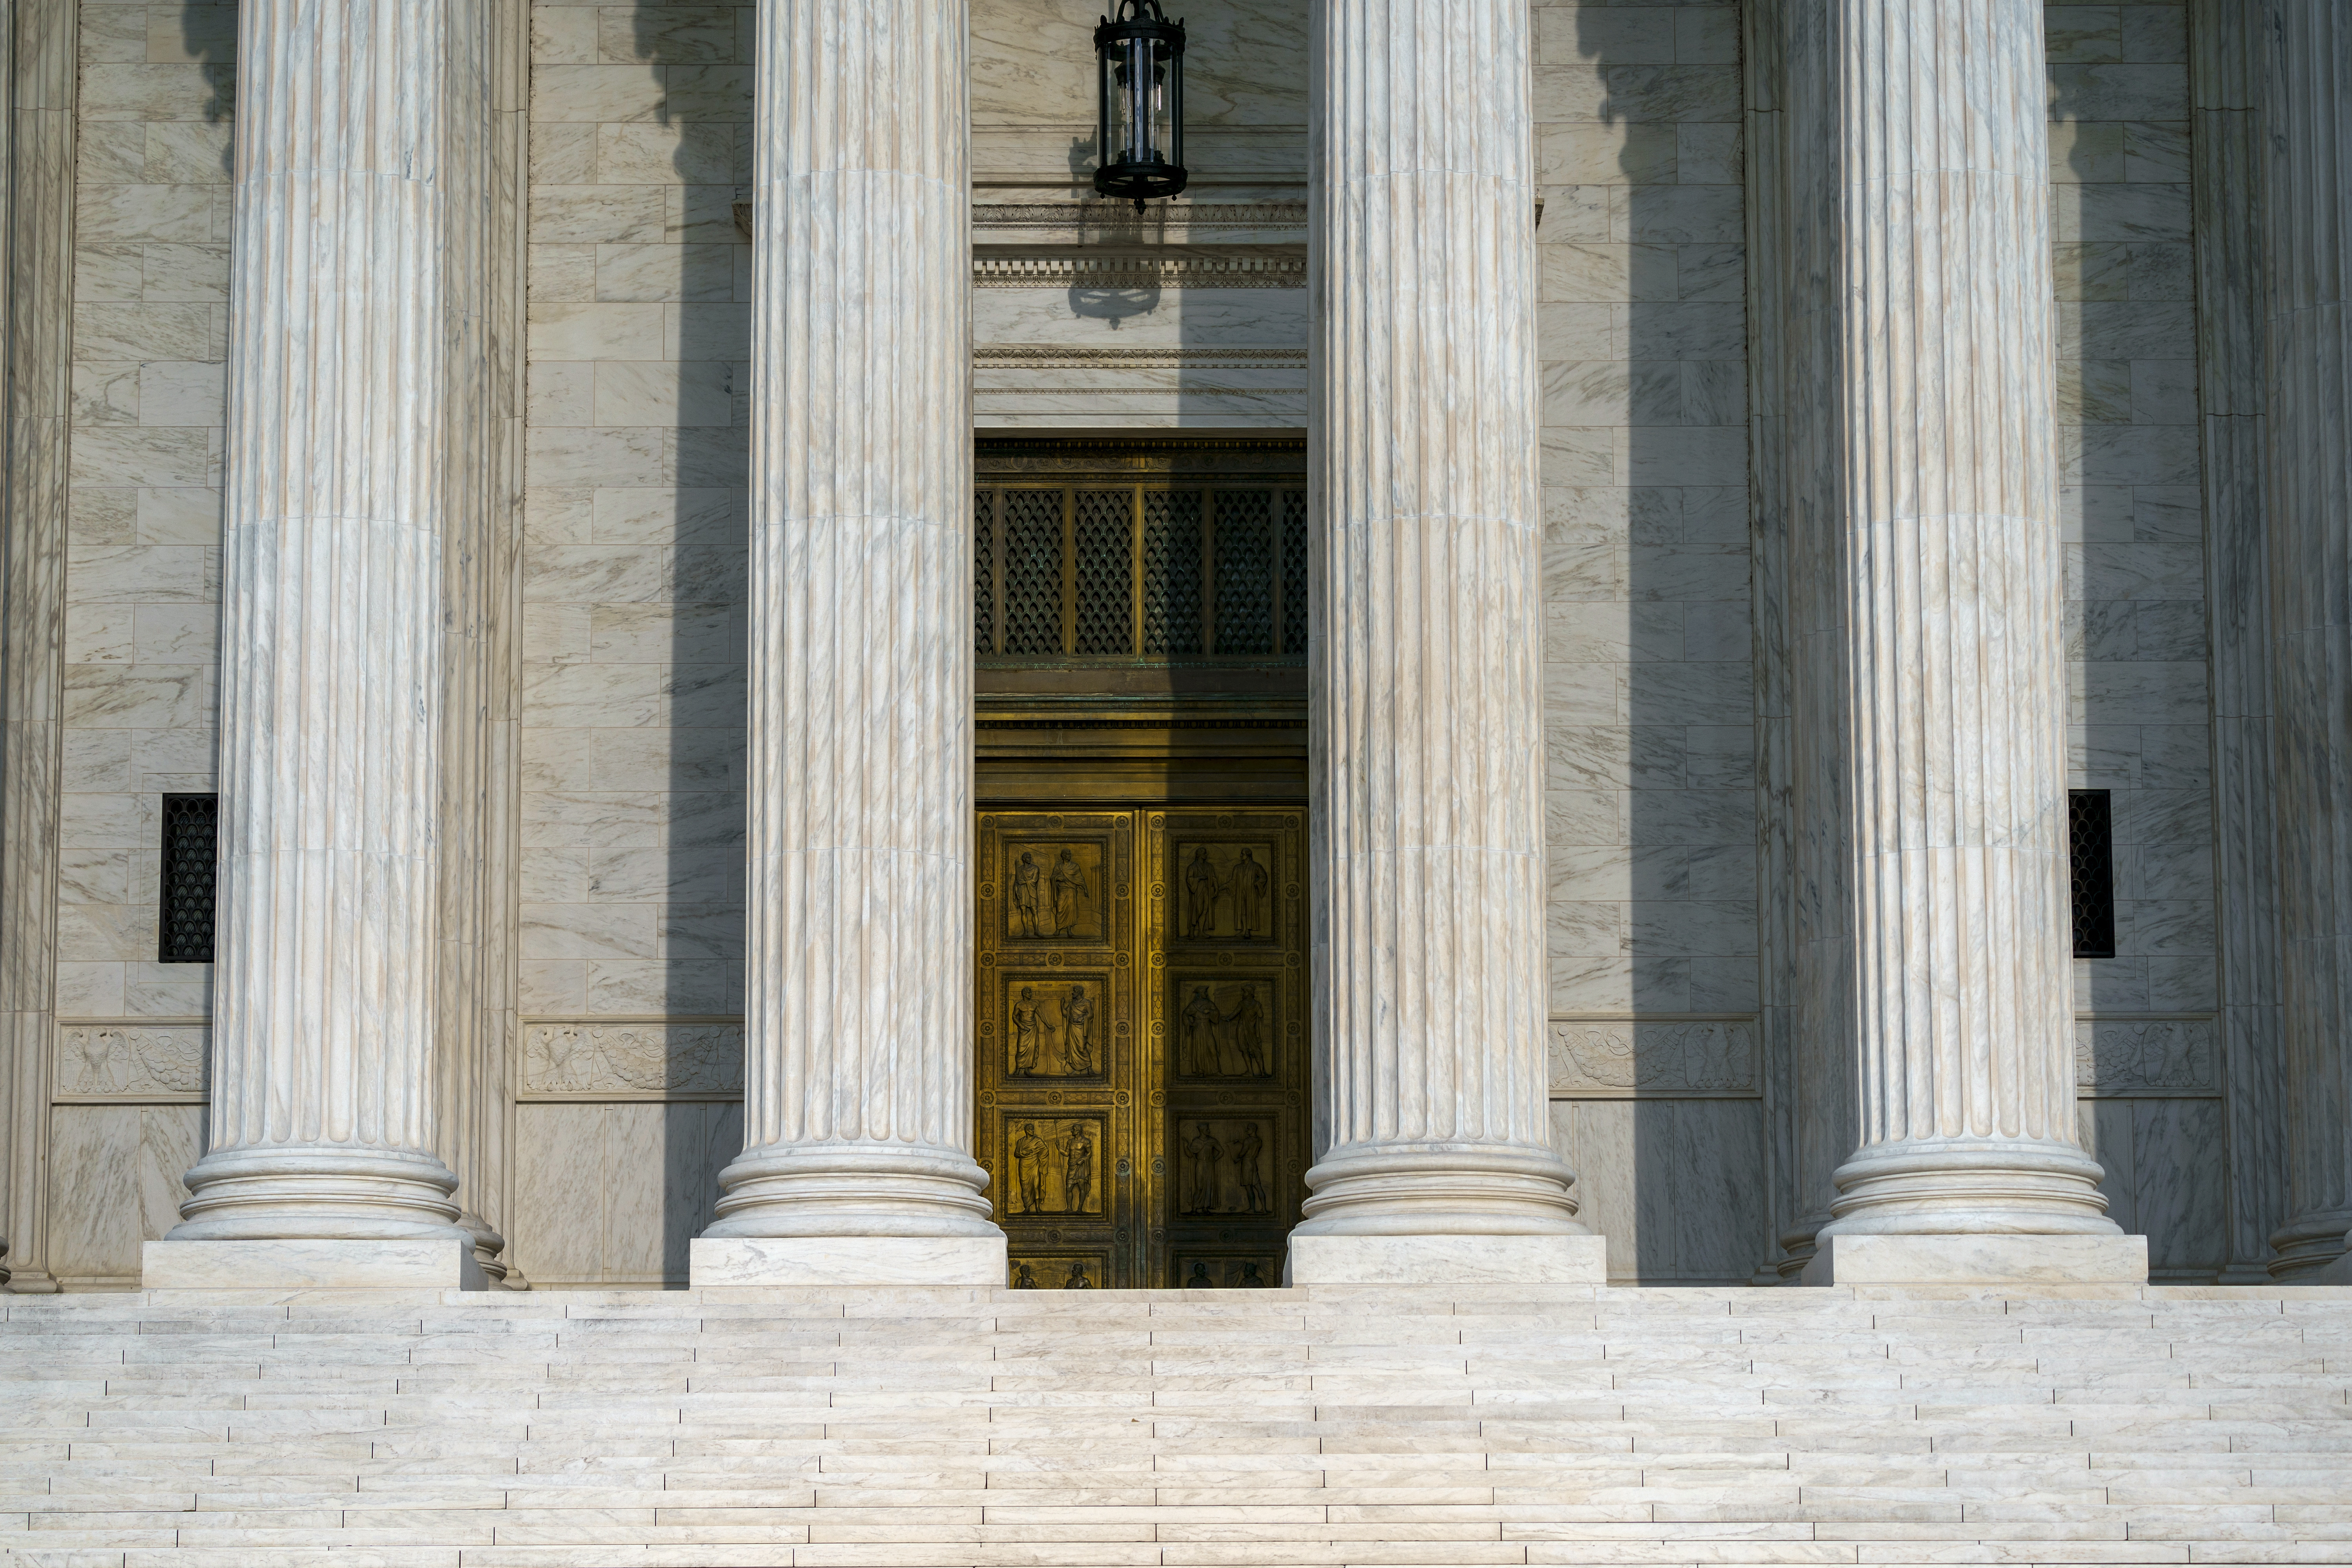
(1004, 842, 1103, 942)
(53, 1026, 209, 1099)
(1000, 977, 1107, 1078)
(1547, 1022, 1757, 1096)
(1175, 1118, 1274, 1215)
(1003, 1116, 1105, 1217)
(1172, 979, 1275, 1078)
(1172, 842, 1276, 943)
(2073, 1020, 2219, 1096)
(521, 1024, 744, 1098)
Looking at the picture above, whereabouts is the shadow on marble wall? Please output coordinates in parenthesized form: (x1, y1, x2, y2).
(182, 0, 236, 135)
(1559, 3, 1766, 1285)
(2045, 44, 2228, 1278)
(648, 0, 750, 1287)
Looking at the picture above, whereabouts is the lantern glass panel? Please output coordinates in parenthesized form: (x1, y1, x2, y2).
(1109, 35, 1171, 167)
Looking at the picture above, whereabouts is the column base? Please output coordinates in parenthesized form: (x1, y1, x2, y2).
(142, 1238, 486, 1290)
(690, 1235, 1007, 1288)
(1285, 1233, 1607, 1286)
(2294, 1249, 2352, 1287)
(1799, 1234, 2148, 1287)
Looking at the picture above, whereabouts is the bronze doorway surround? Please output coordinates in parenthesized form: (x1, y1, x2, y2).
(969, 436, 1309, 1289)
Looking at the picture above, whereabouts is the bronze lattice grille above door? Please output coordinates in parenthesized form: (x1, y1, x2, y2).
(972, 439, 1309, 661)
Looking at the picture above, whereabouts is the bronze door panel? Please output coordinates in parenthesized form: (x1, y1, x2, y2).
(978, 811, 1142, 1287)
(979, 804, 1306, 1289)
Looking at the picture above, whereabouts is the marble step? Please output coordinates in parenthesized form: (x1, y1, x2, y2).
(6, 1286, 2352, 1566)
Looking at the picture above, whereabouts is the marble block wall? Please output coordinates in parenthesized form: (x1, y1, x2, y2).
(1532, 0, 1762, 1281)
(38, 0, 233, 1284)
(515, 0, 753, 1282)
(2047, 1, 2226, 1276)
(60, 0, 229, 1027)
(968, 0, 1308, 429)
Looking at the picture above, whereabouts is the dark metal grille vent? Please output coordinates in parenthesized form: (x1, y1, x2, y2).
(1073, 491, 1132, 654)
(158, 793, 219, 964)
(1213, 490, 1274, 655)
(2067, 789, 2116, 960)
(1141, 492, 1203, 655)
(1281, 491, 1308, 654)
(973, 492, 993, 654)
(1001, 491, 1063, 656)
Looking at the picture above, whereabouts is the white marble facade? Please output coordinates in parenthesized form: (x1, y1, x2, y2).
(0, 0, 2340, 1290)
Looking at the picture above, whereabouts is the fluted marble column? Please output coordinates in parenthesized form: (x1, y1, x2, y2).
(688, 0, 1003, 1287)
(2261, 2, 2352, 1284)
(1290, 0, 1601, 1285)
(144, 0, 482, 1288)
(1791, 0, 2141, 1285)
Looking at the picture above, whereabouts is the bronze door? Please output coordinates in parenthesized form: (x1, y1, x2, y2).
(976, 806, 1307, 1288)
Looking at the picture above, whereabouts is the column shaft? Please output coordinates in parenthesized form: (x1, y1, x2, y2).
(695, 0, 1001, 1284)
(1296, 0, 1595, 1283)
(1793, 0, 2129, 1275)
(2263, 0, 2352, 1280)
(160, 0, 475, 1277)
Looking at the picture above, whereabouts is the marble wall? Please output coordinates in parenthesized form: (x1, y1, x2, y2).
(2047, 1, 2227, 1277)
(59, 0, 229, 1027)
(29, 0, 232, 1283)
(1530, 0, 1760, 1282)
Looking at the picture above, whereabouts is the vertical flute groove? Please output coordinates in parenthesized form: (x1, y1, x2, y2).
(2263, 0, 2352, 1279)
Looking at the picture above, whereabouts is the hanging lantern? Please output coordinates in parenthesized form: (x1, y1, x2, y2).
(1093, 0, 1186, 210)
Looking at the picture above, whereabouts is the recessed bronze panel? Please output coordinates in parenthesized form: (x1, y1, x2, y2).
(1000, 837, 1108, 942)
(1170, 840, 1278, 943)
(1001, 974, 1111, 1079)
(1169, 977, 1278, 1078)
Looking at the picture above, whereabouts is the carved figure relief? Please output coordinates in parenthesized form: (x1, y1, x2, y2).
(1182, 1122, 1221, 1210)
(1173, 979, 1276, 1076)
(1009, 1256, 1108, 1290)
(54, 1025, 207, 1097)
(1171, 842, 1275, 942)
(1172, 1256, 1276, 1288)
(1177, 1119, 1273, 1214)
(1004, 1116, 1106, 1216)
(1547, 1021, 1755, 1094)
(1003, 977, 1107, 1077)
(1011, 851, 1045, 937)
(522, 1024, 743, 1096)
(1005, 842, 1103, 941)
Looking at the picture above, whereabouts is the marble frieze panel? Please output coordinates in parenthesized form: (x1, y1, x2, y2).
(51, 1023, 209, 1102)
(1548, 1019, 1758, 1097)
(519, 1019, 744, 1100)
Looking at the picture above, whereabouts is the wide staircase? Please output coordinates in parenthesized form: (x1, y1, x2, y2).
(4, 1283, 2350, 1566)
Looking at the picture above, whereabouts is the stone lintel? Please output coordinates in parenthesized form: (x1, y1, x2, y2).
(1800, 1234, 2150, 1288)
(1284, 1234, 1608, 1287)
(690, 1236, 1009, 1289)
(142, 1239, 486, 1291)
